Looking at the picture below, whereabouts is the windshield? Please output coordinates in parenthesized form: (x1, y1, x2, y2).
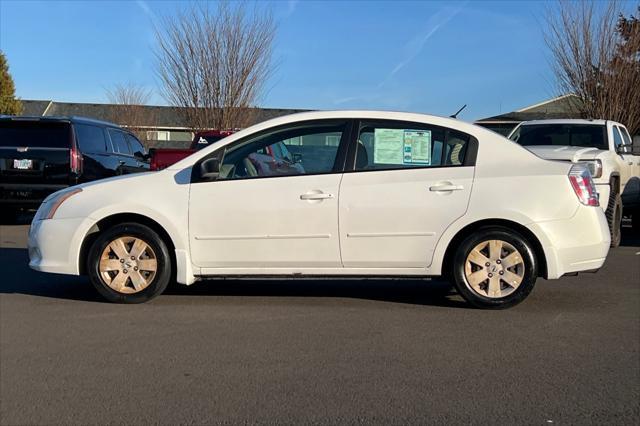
(0, 120, 71, 148)
(509, 124, 607, 149)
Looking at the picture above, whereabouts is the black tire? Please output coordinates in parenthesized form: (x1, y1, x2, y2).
(0, 207, 17, 225)
(632, 209, 639, 233)
(450, 226, 538, 309)
(606, 193, 622, 248)
(87, 222, 171, 303)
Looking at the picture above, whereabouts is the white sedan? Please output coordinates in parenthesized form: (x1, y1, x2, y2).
(28, 111, 610, 308)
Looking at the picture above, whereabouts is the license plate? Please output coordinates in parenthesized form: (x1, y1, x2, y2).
(13, 159, 33, 170)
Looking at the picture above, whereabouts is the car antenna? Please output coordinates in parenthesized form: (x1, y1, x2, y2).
(450, 104, 467, 119)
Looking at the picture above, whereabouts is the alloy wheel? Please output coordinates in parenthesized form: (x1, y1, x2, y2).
(463, 239, 525, 298)
(99, 236, 158, 294)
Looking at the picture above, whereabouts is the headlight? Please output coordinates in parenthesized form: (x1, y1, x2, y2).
(34, 188, 83, 220)
(583, 160, 603, 179)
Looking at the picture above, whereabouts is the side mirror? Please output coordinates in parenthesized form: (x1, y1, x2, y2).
(617, 143, 634, 155)
(200, 157, 220, 181)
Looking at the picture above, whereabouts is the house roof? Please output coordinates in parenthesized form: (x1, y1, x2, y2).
(20, 100, 310, 130)
(476, 94, 584, 123)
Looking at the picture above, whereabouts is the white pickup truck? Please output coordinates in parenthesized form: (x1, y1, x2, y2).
(509, 119, 640, 247)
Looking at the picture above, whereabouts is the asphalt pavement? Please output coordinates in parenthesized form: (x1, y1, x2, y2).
(0, 223, 638, 425)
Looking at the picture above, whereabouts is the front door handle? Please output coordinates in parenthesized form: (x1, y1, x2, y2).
(300, 192, 334, 200)
(429, 184, 464, 192)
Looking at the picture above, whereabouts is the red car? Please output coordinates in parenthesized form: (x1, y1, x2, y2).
(150, 130, 234, 171)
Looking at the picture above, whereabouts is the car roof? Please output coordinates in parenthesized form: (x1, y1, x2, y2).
(239, 109, 491, 137)
(0, 115, 122, 128)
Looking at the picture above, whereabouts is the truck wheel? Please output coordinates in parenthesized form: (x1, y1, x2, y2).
(632, 209, 639, 233)
(606, 193, 622, 248)
(450, 227, 538, 309)
(87, 223, 172, 303)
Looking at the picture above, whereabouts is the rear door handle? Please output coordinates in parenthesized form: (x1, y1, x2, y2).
(429, 184, 464, 192)
(300, 192, 334, 200)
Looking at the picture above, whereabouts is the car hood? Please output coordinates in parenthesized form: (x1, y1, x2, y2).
(524, 145, 602, 162)
(78, 171, 156, 190)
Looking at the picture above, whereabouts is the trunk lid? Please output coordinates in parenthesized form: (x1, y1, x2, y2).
(525, 145, 601, 163)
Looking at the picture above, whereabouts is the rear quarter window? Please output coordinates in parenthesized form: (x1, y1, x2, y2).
(0, 121, 71, 148)
(75, 124, 107, 153)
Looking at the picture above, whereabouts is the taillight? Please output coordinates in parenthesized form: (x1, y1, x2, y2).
(70, 146, 83, 175)
(568, 165, 599, 206)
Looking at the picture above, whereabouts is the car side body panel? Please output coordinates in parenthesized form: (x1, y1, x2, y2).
(32, 171, 196, 283)
(28, 111, 610, 287)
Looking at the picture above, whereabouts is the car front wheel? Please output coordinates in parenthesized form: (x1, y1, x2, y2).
(87, 223, 172, 303)
(451, 227, 538, 309)
(606, 193, 622, 248)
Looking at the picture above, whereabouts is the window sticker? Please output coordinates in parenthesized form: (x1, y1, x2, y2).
(373, 128, 405, 164)
(403, 130, 431, 164)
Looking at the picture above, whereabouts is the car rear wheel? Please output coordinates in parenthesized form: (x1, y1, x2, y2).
(451, 227, 538, 309)
(87, 223, 171, 303)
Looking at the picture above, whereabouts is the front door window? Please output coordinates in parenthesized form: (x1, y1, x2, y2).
(218, 122, 348, 179)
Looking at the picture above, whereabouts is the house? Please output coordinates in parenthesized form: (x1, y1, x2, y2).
(474, 94, 584, 136)
(20, 100, 309, 148)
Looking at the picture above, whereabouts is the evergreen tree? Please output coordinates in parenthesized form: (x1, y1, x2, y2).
(0, 51, 23, 116)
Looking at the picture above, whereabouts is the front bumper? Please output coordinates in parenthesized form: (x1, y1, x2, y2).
(529, 205, 610, 279)
(28, 216, 95, 275)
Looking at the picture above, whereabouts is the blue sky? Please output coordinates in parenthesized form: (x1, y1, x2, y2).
(0, 0, 636, 120)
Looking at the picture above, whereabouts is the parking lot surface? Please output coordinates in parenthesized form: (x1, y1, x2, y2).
(1, 223, 639, 425)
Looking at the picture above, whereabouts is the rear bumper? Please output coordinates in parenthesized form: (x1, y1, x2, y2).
(530, 205, 610, 279)
(28, 216, 94, 275)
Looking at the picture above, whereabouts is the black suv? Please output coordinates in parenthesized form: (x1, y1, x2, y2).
(0, 116, 149, 217)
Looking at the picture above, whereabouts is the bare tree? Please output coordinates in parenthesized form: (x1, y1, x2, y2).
(154, 2, 275, 131)
(105, 83, 156, 142)
(545, 1, 640, 135)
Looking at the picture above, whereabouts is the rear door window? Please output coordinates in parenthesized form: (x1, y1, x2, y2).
(75, 124, 107, 153)
(0, 120, 70, 148)
(354, 121, 470, 171)
(108, 129, 132, 155)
